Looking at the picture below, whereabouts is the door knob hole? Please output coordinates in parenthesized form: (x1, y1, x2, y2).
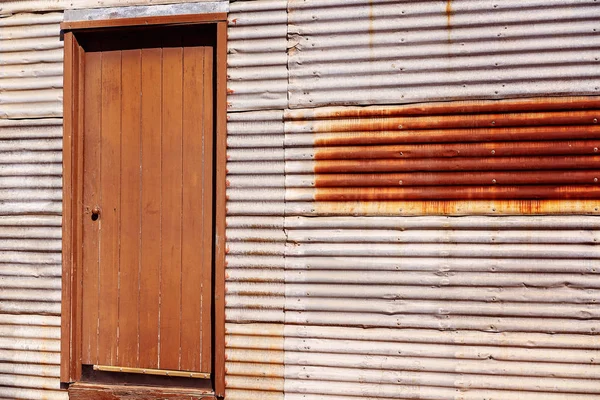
(91, 212, 99, 221)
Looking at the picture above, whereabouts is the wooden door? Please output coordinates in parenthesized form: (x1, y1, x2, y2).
(79, 28, 214, 375)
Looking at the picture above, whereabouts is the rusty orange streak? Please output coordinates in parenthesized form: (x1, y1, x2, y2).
(313, 170, 600, 188)
(313, 156, 600, 173)
(308, 111, 600, 133)
(313, 126, 600, 146)
(307, 96, 600, 207)
(286, 96, 600, 121)
(313, 140, 600, 159)
(313, 186, 600, 202)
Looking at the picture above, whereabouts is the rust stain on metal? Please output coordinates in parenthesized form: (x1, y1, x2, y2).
(306, 111, 599, 133)
(313, 156, 600, 173)
(313, 186, 600, 202)
(314, 170, 600, 187)
(291, 97, 600, 214)
(313, 200, 600, 216)
(313, 140, 600, 159)
(286, 96, 600, 120)
(311, 126, 600, 146)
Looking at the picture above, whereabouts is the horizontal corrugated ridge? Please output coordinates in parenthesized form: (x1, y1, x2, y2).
(288, 0, 600, 108)
(226, 107, 286, 400)
(281, 215, 600, 398)
(0, 12, 63, 119)
(227, 0, 288, 111)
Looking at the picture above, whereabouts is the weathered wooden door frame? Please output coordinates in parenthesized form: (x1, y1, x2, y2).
(60, 13, 228, 397)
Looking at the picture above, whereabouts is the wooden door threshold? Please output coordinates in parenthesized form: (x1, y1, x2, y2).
(68, 382, 216, 400)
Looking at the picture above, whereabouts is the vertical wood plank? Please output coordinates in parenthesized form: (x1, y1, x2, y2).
(201, 46, 214, 374)
(159, 45, 184, 371)
(98, 49, 122, 366)
(214, 21, 228, 396)
(139, 47, 162, 369)
(61, 32, 74, 383)
(180, 46, 205, 372)
(73, 37, 85, 383)
(81, 49, 102, 366)
(118, 49, 142, 368)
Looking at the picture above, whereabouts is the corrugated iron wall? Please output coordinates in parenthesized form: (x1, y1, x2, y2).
(279, 0, 600, 399)
(225, 1, 287, 399)
(0, 9, 66, 400)
(0, 12, 63, 119)
(227, 0, 288, 111)
(3, 0, 600, 399)
(280, 215, 600, 399)
(0, 0, 225, 14)
(287, 0, 600, 108)
(284, 96, 600, 215)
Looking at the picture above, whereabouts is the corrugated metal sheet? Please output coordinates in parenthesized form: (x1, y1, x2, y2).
(0, 12, 63, 119)
(287, 0, 600, 108)
(0, 118, 65, 400)
(280, 215, 600, 399)
(283, 97, 600, 215)
(225, 3, 288, 396)
(63, 1, 228, 21)
(5, 2, 600, 400)
(227, 0, 288, 111)
(0, 0, 227, 15)
(225, 110, 286, 400)
(0, 11, 64, 400)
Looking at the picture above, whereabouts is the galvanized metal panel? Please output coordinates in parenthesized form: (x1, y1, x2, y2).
(222, 27, 288, 400)
(280, 215, 600, 399)
(284, 97, 600, 215)
(0, 25, 64, 391)
(63, 1, 227, 21)
(226, 110, 286, 399)
(287, 0, 600, 108)
(0, 0, 226, 15)
(0, 12, 63, 119)
(227, 0, 288, 111)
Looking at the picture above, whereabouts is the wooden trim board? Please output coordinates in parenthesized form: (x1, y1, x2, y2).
(61, 12, 227, 31)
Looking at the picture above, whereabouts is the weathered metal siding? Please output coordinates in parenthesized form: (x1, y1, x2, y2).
(269, 98, 600, 397)
(4, 1, 600, 400)
(280, 1, 600, 398)
(225, 1, 288, 399)
(227, 0, 288, 111)
(0, 12, 63, 119)
(0, 6, 65, 399)
(283, 96, 600, 215)
(0, 0, 225, 14)
(287, 0, 600, 108)
(0, 115, 65, 400)
(225, 112, 285, 400)
(281, 216, 600, 399)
